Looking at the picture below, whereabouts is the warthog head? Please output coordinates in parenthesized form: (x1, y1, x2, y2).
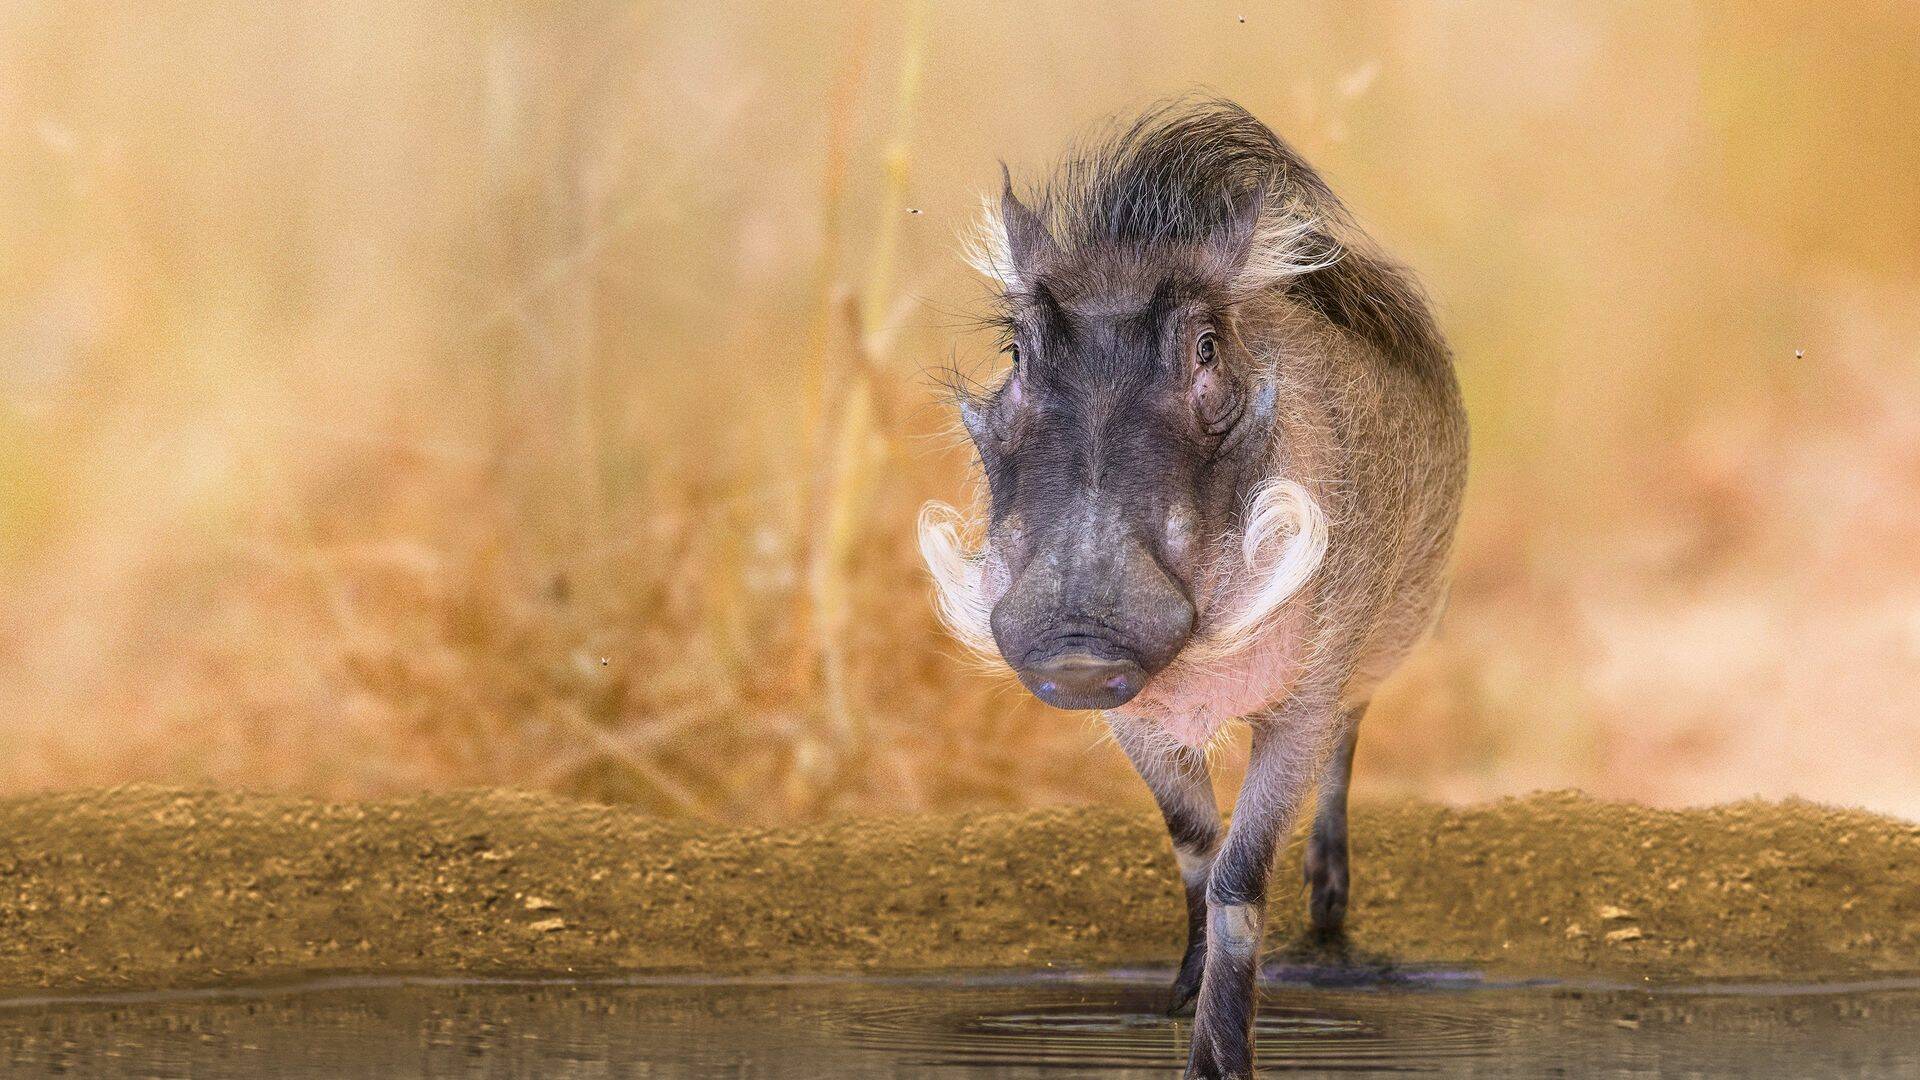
(921, 103, 1331, 711)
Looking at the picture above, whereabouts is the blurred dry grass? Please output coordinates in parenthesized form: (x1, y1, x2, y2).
(0, 1, 1916, 822)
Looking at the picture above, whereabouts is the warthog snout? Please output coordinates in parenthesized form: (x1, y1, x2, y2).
(990, 511, 1195, 711)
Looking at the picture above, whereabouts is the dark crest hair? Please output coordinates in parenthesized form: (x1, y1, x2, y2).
(986, 96, 1449, 375)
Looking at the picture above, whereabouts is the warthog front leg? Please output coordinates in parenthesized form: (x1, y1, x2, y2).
(1109, 715, 1222, 1015)
(1185, 704, 1336, 1080)
(1303, 710, 1363, 933)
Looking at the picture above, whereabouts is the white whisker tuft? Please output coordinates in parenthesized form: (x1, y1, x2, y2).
(917, 500, 999, 660)
(1186, 477, 1329, 662)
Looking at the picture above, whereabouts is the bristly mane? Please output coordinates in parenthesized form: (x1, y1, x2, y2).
(964, 97, 1449, 373)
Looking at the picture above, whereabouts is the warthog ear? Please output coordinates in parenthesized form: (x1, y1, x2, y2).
(1225, 181, 1343, 296)
(1207, 182, 1266, 280)
(999, 164, 1059, 282)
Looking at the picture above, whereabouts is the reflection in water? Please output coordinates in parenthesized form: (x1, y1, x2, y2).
(1, 972, 1917, 1078)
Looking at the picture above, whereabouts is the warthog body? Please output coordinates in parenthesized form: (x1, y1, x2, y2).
(920, 99, 1467, 1079)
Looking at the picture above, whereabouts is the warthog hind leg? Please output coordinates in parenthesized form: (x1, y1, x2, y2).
(1303, 710, 1363, 933)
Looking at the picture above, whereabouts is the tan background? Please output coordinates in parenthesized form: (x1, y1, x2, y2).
(2, 1, 1916, 822)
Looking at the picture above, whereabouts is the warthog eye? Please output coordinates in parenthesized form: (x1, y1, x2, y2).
(1190, 329, 1239, 437)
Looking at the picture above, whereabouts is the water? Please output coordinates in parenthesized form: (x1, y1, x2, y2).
(1, 970, 1916, 1078)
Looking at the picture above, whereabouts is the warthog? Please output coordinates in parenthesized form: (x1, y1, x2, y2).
(919, 98, 1468, 1078)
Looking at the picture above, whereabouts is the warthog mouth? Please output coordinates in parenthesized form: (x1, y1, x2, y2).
(917, 477, 1328, 695)
(1017, 651, 1149, 710)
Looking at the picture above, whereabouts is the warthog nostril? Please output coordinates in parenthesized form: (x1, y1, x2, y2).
(1017, 652, 1147, 711)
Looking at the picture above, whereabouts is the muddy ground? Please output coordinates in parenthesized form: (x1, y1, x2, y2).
(0, 786, 1912, 995)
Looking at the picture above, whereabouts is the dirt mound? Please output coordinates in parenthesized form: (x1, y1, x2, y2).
(0, 787, 1912, 994)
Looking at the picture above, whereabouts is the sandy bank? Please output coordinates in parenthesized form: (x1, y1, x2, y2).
(0, 787, 1912, 994)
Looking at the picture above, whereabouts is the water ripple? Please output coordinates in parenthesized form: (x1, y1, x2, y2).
(834, 983, 1509, 1072)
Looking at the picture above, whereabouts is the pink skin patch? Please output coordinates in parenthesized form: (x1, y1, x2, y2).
(1109, 606, 1306, 747)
